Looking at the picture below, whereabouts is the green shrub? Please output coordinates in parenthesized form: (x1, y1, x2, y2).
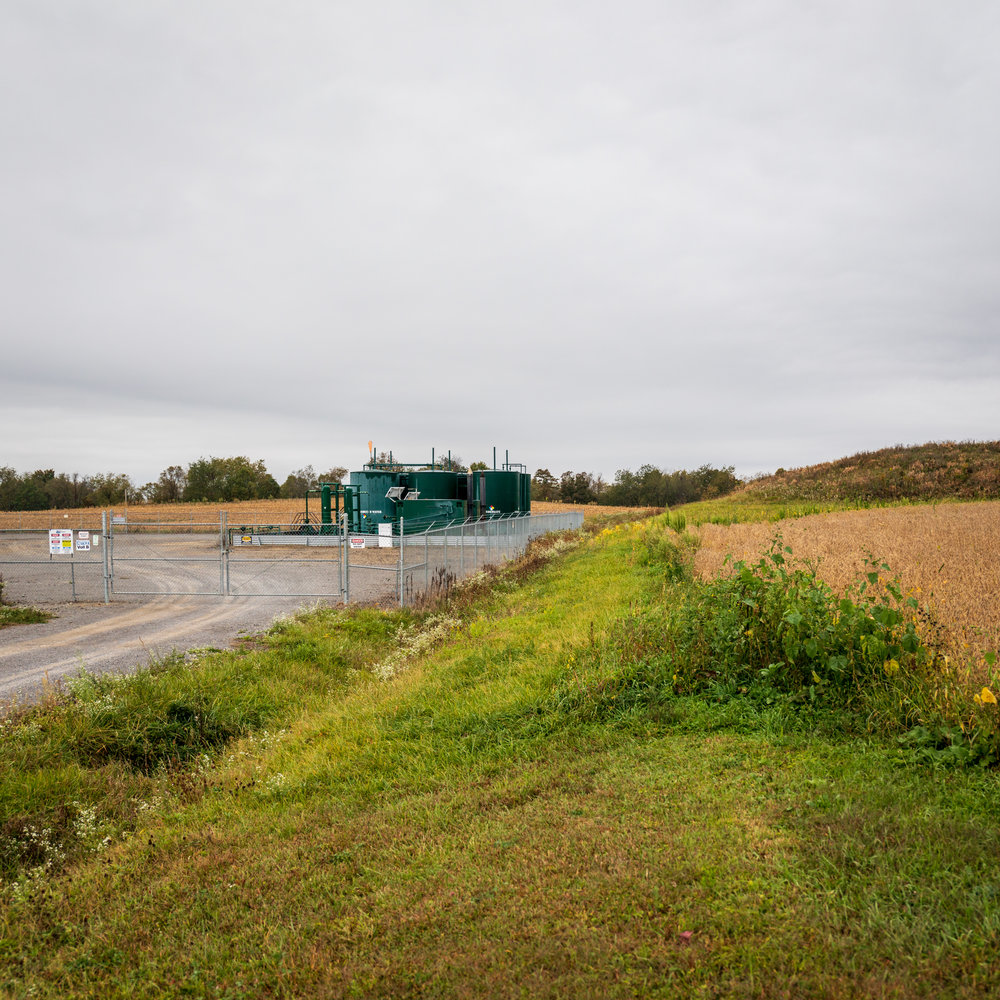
(549, 534, 1000, 765)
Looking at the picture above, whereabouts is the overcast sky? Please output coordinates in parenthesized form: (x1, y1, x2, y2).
(2, 0, 999, 487)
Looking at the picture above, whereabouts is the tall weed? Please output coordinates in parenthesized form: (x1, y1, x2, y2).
(553, 529, 1000, 764)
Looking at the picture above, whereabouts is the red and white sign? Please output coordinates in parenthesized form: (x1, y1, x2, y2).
(349, 536, 366, 549)
(49, 529, 73, 554)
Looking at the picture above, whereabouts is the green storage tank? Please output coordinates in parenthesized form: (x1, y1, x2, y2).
(480, 471, 520, 517)
(408, 470, 459, 501)
(348, 470, 399, 530)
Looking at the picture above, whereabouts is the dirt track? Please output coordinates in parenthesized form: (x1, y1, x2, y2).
(0, 595, 327, 708)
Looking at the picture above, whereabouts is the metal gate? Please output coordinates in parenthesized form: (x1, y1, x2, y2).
(108, 515, 346, 600)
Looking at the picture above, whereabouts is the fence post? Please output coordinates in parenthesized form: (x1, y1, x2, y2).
(398, 518, 404, 607)
(340, 512, 346, 605)
(219, 511, 228, 595)
(101, 510, 110, 603)
(343, 513, 350, 605)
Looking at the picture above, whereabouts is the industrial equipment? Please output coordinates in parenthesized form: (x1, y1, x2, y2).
(301, 446, 531, 535)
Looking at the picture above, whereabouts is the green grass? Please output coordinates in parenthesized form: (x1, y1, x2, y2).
(0, 605, 52, 629)
(672, 494, 881, 526)
(1, 521, 999, 997)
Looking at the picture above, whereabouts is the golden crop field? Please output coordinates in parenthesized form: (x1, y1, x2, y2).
(0, 498, 637, 530)
(693, 501, 1000, 666)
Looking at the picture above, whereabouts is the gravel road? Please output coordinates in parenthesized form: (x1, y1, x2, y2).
(0, 595, 328, 707)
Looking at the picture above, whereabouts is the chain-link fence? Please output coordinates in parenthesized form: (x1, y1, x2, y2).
(0, 518, 110, 605)
(0, 511, 584, 608)
(398, 510, 584, 607)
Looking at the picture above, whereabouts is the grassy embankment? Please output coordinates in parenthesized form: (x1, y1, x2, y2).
(672, 440, 1000, 527)
(3, 505, 1000, 997)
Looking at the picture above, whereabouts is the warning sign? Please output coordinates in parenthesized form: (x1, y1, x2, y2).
(49, 529, 73, 554)
(349, 536, 366, 549)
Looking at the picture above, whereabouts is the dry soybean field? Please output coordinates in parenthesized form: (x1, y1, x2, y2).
(694, 500, 1000, 670)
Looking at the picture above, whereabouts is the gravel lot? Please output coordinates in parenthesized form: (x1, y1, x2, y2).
(0, 532, 406, 707)
(0, 595, 333, 707)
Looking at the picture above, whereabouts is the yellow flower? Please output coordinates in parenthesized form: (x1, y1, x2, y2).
(979, 687, 997, 706)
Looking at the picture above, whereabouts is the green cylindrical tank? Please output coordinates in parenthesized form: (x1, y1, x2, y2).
(519, 472, 531, 513)
(349, 470, 399, 530)
(480, 471, 520, 516)
(409, 470, 459, 501)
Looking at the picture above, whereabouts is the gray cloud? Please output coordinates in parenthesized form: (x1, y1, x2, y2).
(3, 1, 999, 486)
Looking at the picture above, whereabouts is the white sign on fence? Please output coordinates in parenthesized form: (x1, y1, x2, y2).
(49, 529, 73, 554)
(349, 536, 366, 549)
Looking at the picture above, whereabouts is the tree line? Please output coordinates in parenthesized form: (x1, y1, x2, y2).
(1, 456, 741, 511)
(0, 459, 348, 511)
(531, 464, 741, 506)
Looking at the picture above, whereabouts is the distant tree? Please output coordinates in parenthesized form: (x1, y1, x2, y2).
(145, 465, 187, 503)
(258, 474, 280, 499)
(279, 465, 316, 499)
(42, 473, 73, 509)
(4, 470, 53, 511)
(469, 461, 488, 472)
(601, 463, 739, 507)
(374, 451, 405, 472)
(318, 466, 347, 484)
(0, 468, 94, 511)
(183, 457, 278, 502)
(433, 449, 467, 472)
(0, 467, 19, 511)
(691, 464, 739, 499)
(531, 468, 558, 501)
(559, 471, 598, 504)
(279, 474, 306, 499)
(85, 473, 135, 506)
(279, 465, 346, 498)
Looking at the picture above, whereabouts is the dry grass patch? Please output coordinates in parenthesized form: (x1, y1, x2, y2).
(694, 501, 1000, 670)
